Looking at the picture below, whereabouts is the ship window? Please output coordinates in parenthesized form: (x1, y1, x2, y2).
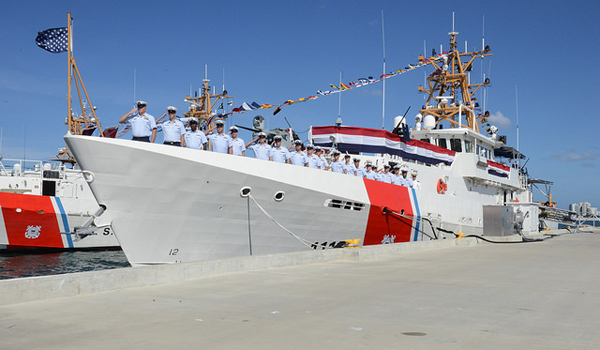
(477, 145, 490, 159)
(464, 140, 473, 153)
(437, 138, 447, 149)
(420, 138, 430, 144)
(324, 199, 365, 211)
(42, 180, 56, 197)
(450, 139, 462, 152)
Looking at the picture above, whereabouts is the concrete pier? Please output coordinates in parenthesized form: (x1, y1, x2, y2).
(1, 228, 599, 349)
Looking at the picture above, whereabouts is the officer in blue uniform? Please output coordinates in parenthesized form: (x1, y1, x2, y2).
(390, 165, 402, 185)
(183, 119, 207, 150)
(379, 165, 392, 183)
(400, 169, 414, 187)
(159, 106, 185, 146)
(354, 158, 365, 178)
(342, 154, 354, 175)
(228, 126, 246, 156)
(206, 120, 230, 153)
(364, 162, 377, 180)
(315, 147, 328, 170)
(329, 151, 344, 173)
(305, 145, 320, 168)
(269, 135, 291, 163)
(246, 132, 271, 160)
(372, 165, 381, 180)
(119, 100, 157, 142)
(289, 140, 307, 166)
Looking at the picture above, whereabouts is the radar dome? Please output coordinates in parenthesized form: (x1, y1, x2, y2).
(393, 115, 406, 129)
(423, 115, 436, 130)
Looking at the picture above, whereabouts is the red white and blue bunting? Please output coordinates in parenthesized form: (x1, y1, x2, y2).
(310, 126, 456, 166)
(487, 160, 510, 178)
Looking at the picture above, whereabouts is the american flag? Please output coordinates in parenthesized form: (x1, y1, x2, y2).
(35, 27, 68, 53)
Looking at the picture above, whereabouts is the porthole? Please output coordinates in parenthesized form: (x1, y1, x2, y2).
(274, 191, 285, 202)
(240, 187, 252, 198)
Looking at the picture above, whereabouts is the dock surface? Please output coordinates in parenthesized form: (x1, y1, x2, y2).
(2, 229, 599, 349)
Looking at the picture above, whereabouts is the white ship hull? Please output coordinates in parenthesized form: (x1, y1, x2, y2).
(65, 133, 533, 266)
(0, 161, 119, 249)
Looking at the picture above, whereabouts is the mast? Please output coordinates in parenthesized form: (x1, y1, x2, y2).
(52, 12, 105, 165)
(381, 10, 386, 130)
(416, 30, 492, 132)
(67, 12, 72, 136)
(183, 74, 234, 128)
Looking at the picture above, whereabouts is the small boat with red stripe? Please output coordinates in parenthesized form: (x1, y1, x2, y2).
(0, 158, 118, 250)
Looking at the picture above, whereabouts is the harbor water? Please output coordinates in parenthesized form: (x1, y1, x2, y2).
(0, 249, 130, 280)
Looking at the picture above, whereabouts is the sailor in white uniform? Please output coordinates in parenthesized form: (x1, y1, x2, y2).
(315, 147, 328, 170)
(228, 126, 246, 156)
(390, 166, 402, 185)
(183, 118, 207, 150)
(353, 158, 365, 178)
(379, 164, 392, 183)
(269, 135, 291, 163)
(342, 155, 354, 175)
(411, 170, 421, 190)
(329, 151, 344, 173)
(159, 106, 185, 146)
(400, 169, 413, 187)
(364, 162, 377, 180)
(372, 165, 381, 181)
(305, 145, 320, 168)
(206, 120, 230, 153)
(289, 140, 307, 166)
(246, 132, 271, 160)
(118, 100, 157, 142)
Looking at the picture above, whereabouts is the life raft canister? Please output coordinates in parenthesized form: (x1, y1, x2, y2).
(437, 178, 447, 194)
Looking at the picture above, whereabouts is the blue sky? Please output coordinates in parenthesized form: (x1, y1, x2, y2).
(1, 0, 598, 209)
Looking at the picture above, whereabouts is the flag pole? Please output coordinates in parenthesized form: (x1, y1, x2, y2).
(67, 12, 73, 134)
(381, 10, 386, 130)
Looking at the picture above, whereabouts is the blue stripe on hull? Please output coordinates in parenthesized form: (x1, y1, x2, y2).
(54, 197, 73, 248)
(411, 188, 421, 241)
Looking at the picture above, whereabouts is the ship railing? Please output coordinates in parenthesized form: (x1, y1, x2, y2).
(0, 158, 64, 179)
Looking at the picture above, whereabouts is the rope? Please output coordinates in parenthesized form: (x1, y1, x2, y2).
(382, 207, 438, 240)
(248, 194, 323, 250)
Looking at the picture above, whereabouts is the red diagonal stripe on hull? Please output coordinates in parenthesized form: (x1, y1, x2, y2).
(363, 179, 414, 245)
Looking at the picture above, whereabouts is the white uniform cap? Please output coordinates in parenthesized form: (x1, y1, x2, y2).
(167, 106, 177, 112)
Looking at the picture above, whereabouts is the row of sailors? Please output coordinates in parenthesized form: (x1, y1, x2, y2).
(119, 102, 250, 151)
(119, 102, 420, 189)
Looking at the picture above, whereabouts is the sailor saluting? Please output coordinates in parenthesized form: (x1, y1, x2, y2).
(246, 132, 271, 160)
(205, 120, 230, 153)
(158, 106, 185, 146)
(119, 100, 157, 142)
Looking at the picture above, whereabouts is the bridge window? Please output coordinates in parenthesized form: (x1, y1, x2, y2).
(437, 138, 447, 149)
(450, 139, 462, 152)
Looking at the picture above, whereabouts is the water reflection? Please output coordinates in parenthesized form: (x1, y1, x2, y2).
(0, 249, 130, 280)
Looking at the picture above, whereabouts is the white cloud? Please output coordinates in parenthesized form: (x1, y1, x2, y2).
(487, 111, 512, 129)
(554, 149, 597, 162)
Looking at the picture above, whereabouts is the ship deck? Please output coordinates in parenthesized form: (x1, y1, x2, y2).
(1, 227, 599, 349)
